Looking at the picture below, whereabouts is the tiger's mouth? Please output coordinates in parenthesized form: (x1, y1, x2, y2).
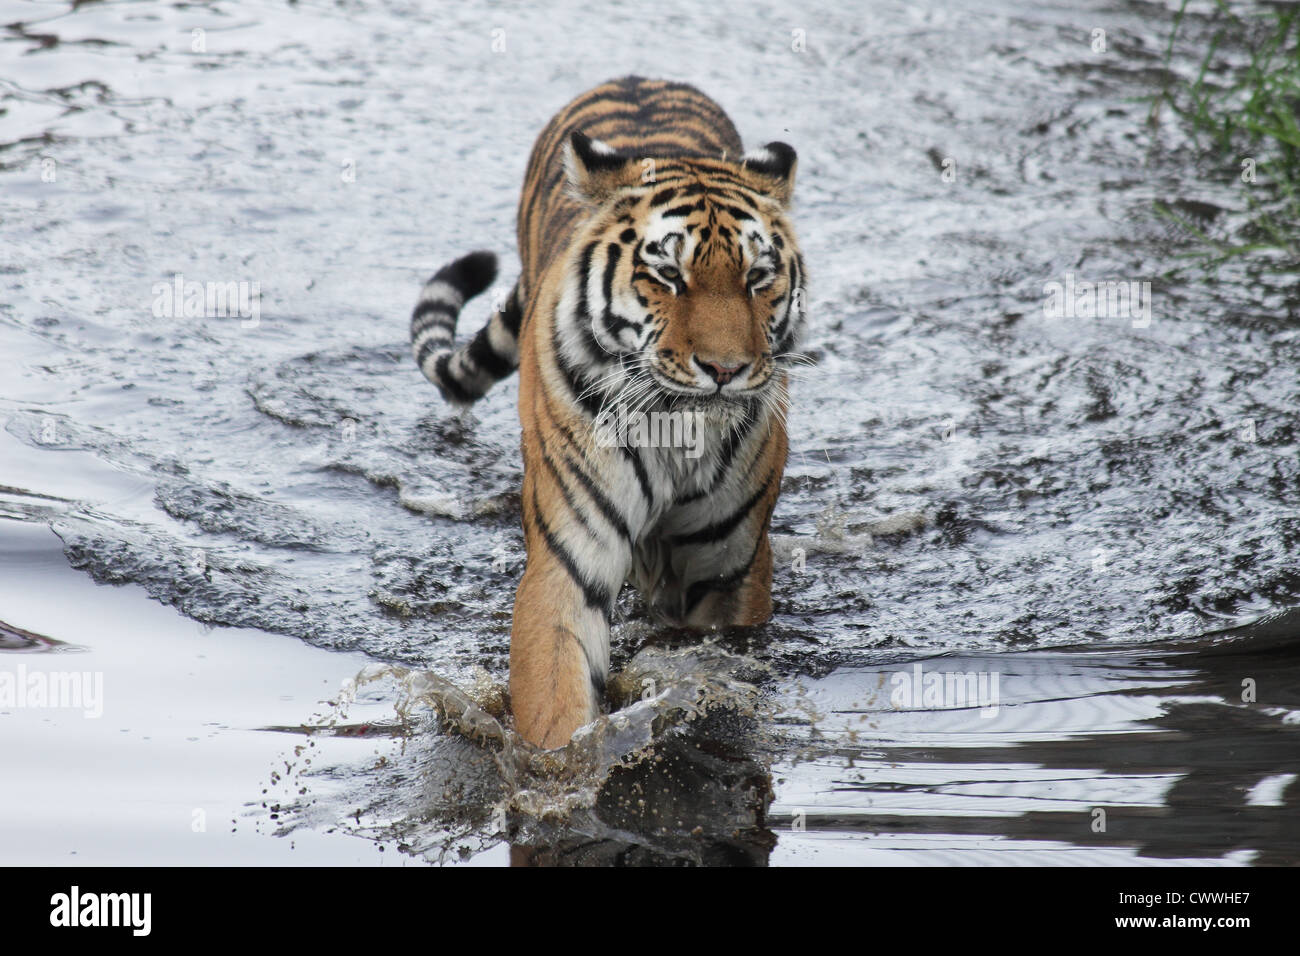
(649, 369, 775, 401)
(642, 369, 771, 420)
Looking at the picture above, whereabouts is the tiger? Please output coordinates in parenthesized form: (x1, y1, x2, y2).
(408, 76, 806, 749)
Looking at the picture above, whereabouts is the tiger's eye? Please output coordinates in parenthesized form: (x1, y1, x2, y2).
(659, 266, 681, 281)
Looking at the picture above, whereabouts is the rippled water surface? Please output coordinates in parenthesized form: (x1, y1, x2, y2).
(1, 0, 1297, 865)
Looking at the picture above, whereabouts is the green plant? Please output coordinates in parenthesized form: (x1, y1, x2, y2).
(1150, 0, 1300, 264)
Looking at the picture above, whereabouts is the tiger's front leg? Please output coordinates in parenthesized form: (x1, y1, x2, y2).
(509, 461, 633, 749)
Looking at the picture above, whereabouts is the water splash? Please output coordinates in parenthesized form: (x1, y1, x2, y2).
(287, 642, 779, 864)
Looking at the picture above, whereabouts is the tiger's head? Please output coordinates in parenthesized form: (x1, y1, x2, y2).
(560, 131, 806, 421)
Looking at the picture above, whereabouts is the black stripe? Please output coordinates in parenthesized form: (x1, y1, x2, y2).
(552, 329, 608, 420)
(717, 203, 755, 222)
(703, 409, 758, 494)
(644, 102, 732, 131)
(609, 195, 639, 216)
(416, 319, 457, 343)
(774, 258, 803, 354)
(415, 337, 443, 369)
(600, 314, 637, 340)
(599, 243, 639, 340)
(411, 299, 457, 325)
(732, 414, 774, 487)
(661, 201, 704, 218)
(683, 533, 766, 615)
(500, 285, 523, 336)
(411, 313, 455, 340)
(623, 445, 654, 507)
(532, 487, 614, 620)
(559, 446, 633, 543)
(537, 438, 601, 541)
(434, 353, 474, 403)
(669, 469, 774, 546)
(543, 331, 616, 429)
(466, 324, 513, 379)
(638, 174, 693, 189)
(542, 377, 654, 510)
(562, 622, 604, 701)
(771, 307, 791, 349)
(574, 242, 609, 364)
(601, 243, 621, 310)
(770, 263, 794, 339)
(774, 326, 796, 358)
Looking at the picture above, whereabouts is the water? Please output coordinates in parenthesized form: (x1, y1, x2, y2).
(1, 0, 1297, 865)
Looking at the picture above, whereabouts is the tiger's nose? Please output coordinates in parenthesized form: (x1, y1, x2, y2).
(694, 356, 748, 385)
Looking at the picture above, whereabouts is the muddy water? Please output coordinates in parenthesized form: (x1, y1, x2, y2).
(1, 0, 1297, 865)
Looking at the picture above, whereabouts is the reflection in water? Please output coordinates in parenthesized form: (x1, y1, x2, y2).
(0, 618, 75, 653)
(509, 706, 776, 867)
(768, 610, 1300, 865)
(276, 611, 1296, 865)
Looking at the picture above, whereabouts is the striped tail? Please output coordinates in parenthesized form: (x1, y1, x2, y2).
(410, 250, 523, 406)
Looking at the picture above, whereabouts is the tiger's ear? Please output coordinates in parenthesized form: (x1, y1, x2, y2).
(740, 142, 797, 206)
(564, 131, 640, 203)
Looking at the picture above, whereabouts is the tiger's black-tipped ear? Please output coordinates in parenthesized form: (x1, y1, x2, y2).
(564, 130, 640, 203)
(741, 141, 797, 206)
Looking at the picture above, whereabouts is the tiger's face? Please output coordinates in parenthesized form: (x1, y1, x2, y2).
(563, 134, 805, 420)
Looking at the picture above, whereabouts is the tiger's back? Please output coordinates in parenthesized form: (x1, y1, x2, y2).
(408, 77, 806, 748)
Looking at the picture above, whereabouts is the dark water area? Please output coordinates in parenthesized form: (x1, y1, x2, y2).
(1, 0, 1297, 865)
